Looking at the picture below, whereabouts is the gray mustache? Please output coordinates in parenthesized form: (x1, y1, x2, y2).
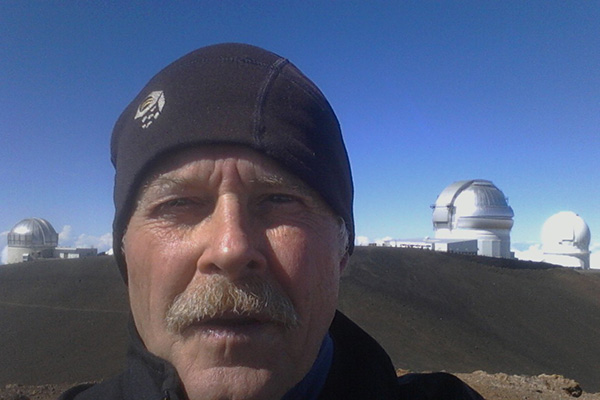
(166, 274, 300, 333)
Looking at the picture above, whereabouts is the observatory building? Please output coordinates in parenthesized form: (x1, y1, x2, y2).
(382, 179, 514, 258)
(6, 218, 97, 264)
(431, 180, 514, 258)
(7, 218, 59, 264)
(541, 211, 591, 269)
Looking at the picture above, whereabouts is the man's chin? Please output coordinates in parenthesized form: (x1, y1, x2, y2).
(148, 321, 309, 399)
(163, 326, 305, 399)
(176, 362, 297, 400)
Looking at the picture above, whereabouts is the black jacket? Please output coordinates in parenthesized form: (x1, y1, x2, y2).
(59, 311, 484, 400)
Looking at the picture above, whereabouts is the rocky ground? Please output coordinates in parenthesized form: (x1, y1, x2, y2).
(0, 383, 73, 400)
(2, 372, 599, 400)
(456, 371, 600, 400)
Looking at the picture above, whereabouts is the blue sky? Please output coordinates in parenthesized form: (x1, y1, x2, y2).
(1, 1, 598, 266)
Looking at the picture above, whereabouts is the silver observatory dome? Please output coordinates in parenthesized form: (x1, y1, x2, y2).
(7, 218, 59, 248)
(432, 180, 514, 258)
(432, 180, 514, 231)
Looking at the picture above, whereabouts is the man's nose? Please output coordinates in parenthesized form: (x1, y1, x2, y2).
(195, 195, 266, 279)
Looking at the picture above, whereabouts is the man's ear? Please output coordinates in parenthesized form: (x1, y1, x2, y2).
(339, 251, 350, 273)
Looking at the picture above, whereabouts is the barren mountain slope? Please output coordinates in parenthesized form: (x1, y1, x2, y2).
(1, 247, 598, 395)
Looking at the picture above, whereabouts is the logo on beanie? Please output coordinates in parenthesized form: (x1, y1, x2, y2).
(134, 90, 165, 129)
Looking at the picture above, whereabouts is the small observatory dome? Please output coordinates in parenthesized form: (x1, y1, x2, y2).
(6, 218, 59, 264)
(542, 211, 591, 269)
(432, 180, 514, 258)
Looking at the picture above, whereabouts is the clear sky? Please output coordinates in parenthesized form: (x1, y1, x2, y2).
(1, 1, 598, 266)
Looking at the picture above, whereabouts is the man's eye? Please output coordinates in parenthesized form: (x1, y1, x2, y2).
(158, 198, 196, 210)
(168, 198, 190, 206)
(267, 194, 296, 204)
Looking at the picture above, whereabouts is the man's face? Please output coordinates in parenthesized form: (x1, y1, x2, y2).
(123, 145, 348, 399)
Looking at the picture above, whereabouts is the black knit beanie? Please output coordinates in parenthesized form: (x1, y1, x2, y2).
(111, 43, 354, 281)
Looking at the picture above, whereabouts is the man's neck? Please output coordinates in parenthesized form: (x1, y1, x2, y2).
(281, 333, 334, 400)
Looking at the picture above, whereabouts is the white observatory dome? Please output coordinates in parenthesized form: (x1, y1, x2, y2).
(542, 211, 591, 269)
(432, 180, 514, 258)
(6, 218, 59, 264)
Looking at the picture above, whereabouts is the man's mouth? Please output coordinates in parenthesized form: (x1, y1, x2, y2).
(200, 314, 265, 327)
(182, 313, 277, 337)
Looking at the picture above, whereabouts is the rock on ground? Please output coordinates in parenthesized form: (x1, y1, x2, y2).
(0, 383, 74, 400)
(456, 371, 600, 400)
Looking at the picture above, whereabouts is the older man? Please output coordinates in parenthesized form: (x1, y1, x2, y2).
(60, 43, 482, 400)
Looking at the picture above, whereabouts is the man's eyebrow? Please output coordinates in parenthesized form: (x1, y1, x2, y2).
(140, 176, 191, 196)
(250, 175, 312, 196)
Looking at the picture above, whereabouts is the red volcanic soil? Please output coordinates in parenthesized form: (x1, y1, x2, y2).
(1, 247, 599, 394)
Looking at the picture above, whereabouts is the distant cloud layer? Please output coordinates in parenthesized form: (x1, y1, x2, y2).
(355, 236, 394, 246)
(59, 225, 73, 244)
(590, 243, 600, 269)
(355, 236, 370, 246)
(74, 232, 113, 251)
(58, 225, 112, 253)
(513, 243, 544, 263)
